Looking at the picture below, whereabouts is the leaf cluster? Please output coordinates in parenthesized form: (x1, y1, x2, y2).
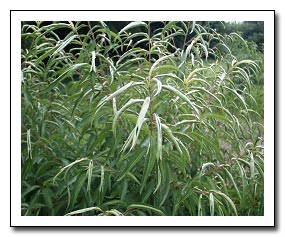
(21, 21, 264, 216)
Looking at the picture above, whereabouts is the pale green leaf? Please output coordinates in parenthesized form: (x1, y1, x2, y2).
(211, 190, 237, 216)
(162, 84, 199, 115)
(122, 97, 150, 152)
(53, 158, 89, 184)
(86, 159, 93, 194)
(65, 206, 103, 216)
(200, 162, 215, 176)
(97, 81, 144, 109)
(52, 35, 77, 56)
(27, 129, 32, 159)
(112, 98, 144, 136)
(154, 113, 162, 160)
(42, 63, 88, 93)
(117, 148, 146, 182)
(70, 172, 87, 209)
(209, 192, 215, 216)
(119, 21, 147, 35)
(99, 165, 105, 193)
(161, 123, 182, 155)
(127, 204, 165, 216)
(222, 167, 242, 200)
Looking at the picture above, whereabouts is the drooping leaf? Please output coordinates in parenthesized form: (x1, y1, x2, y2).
(42, 63, 88, 93)
(162, 84, 199, 115)
(52, 35, 77, 56)
(127, 203, 165, 216)
(161, 123, 182, 155)
(53, 158, 89, 184)
(112, 98, 144, 136)
(118, 21, 147, 35)
(70, 172, 87, 209)
(65, 206, 103, 216)
(117, 147, 146, 182)
(122, 97, 150, 152)
(211, 190, 237, 216)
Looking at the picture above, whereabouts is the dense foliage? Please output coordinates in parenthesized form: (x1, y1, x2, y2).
(21, 21, 264, 216)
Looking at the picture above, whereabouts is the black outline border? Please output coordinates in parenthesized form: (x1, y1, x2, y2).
(10, 9, 276, 229)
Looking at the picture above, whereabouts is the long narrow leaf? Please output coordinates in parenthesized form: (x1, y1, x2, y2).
(65, 206, 103, 216)
(53, 158, 88, 184)
(42, 63, 88, 93)
(211, 190, 237, 216)
(118, 21, 147, 35)
(52, 35, 77, 56)
(86, 160, 93, 194)
(97, 81, 144, 109)
(117, 148, 146, 182)
(162, 84, 199, 115)
(154, 113, 162, 160)
(122, 97, 150, 152)
(127, 204, 165, 216)
(161, 123, 182, 155)
(209, 192, 215, 216)
(112, 99, 144, 136)
(222, 167, 242, 200)
(70, 172, 87, 209)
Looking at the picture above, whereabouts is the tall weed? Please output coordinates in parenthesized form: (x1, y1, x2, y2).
(21, 21, 264, 216)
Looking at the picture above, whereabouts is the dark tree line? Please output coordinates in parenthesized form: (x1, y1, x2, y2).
(203, 21, 264, 51)
(22, 21, 264, 59)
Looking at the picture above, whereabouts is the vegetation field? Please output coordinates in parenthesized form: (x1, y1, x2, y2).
(21, 21, 264, 216)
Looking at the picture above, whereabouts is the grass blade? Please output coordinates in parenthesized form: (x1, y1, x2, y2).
(86, 159, 93, 195)
(26, 129, 32, 159)
(249, 151, 255, 180)
(70, 172, 87, 209)
(127, 203, 165, 216)
(222, 167, 242, 200)
(90, 51, 97, 72)
(117, 148, 146, 182)
(65, 206, 103, 216)
(140, 137, 156, 194)
(152, 78, 162, 97)
(112, 98, 144, 136)
(99, 165, 105, 193)
(162, 84, 199, 115)
(154, 113, 162, 160)
(224, 86, 248, 110)
(148, 53, 175, 80)
(97, 81, 144, 109)
(122, 97, 150, 152)
(190, 21, 196, 34)
(42, 63, 88, 93)
(161, 123, 182, 155)
(209, 192, 215, 216)
(200, 162, 215, 176)
(198, 194, 203, 216)
(211, 190, 237, 216)
(52, 35, 77, 56)
(153, 166, 161, 194)
(185, 68, 207, 83)
(118, 21, 147, 35)
(104, 209, 124, 216)
(53, 158, 88, 184)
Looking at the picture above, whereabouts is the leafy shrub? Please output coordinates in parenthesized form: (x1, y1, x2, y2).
(21, 21, 264, 216)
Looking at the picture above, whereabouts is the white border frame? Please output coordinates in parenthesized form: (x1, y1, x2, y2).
(11, 10, 275, 227)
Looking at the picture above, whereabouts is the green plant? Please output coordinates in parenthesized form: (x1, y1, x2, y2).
(21, 21, 264, 216)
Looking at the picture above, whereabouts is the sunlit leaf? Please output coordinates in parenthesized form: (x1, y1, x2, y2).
(65, 206, 103, 216)
(118, 21, 147, 35)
